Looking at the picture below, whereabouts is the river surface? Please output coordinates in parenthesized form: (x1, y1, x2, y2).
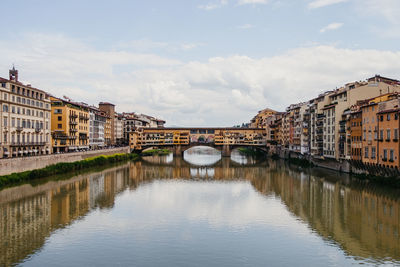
(0, 147, 399, 266)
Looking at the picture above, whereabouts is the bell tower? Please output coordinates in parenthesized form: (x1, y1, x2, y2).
(9, 65, 18, 82)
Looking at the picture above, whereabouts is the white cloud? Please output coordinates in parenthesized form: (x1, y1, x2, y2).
(238, 0, 269, 5)
(198, 0, 228, 10)
(237, 23, 255, 29)
(320, 22, 344, 33)
(308, 0, 347, 9)
(2, 33, 400, 126)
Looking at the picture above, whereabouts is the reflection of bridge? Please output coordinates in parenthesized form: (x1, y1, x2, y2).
(129, 127, 268, 156)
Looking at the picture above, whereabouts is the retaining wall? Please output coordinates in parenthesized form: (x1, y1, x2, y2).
(0, 147, 130, 176)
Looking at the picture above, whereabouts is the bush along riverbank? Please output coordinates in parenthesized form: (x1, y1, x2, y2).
(141, 149, 171, 156)
(0, 153, 139, 187)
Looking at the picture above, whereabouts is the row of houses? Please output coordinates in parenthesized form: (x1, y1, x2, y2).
(251, 75, 400, 170)
(0, 67, 165, 158)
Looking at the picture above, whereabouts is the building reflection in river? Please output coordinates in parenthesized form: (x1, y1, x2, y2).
(0, 155, 399, 266)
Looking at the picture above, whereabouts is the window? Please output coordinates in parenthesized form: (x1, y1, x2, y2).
(380, 130, 384, 140)
(11, 118, 15, 127)
(3, 117, 7, 127)
(54, 109, 62, 114)
(387, 114, 391, 121)
(390, 149, 394, 161)
(387, 129, 391, 140)
(1, 82, 5, 88)
(372, 147, 376, 159)
(11, 106, 15, 113)
(383, 149, 388, 160)
(3, 93, 7, 100)
(364, 147, 369, 158)
(2, 104, 8, 112)
(58, 116, 62, 121)
(57, 124, 62, 129)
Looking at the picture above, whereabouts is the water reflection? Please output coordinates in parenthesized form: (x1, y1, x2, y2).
(183, 146, 221, 166)
(0, 155, 399, 266)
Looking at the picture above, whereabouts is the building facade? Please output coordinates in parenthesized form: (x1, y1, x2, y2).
(0, 67, 52, 158)
(51, 97, 89, 153)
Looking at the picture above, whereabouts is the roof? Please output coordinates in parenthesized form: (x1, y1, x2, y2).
(99, 102, 115, 106)
(0, 76, 49, 95)
(377, 108, 400, 115)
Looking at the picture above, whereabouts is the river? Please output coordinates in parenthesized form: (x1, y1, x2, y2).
(0, 147, 399, 266)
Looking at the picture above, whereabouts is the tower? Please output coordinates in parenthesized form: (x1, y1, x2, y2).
(9, 65, 18, 82)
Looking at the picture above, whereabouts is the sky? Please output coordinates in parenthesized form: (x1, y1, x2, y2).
(1, 0, 400, 127)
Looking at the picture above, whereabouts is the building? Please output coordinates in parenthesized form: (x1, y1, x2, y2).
(250, 108, 277, 128)
(89, 106, 107, 149)
(51, 97, 89, 153)
(99, 102, 115, 145)
(350, 107, 362, 161)
(0, 67, 52, 158)
(376, 98, 400, 168)
(114, 113, 125, 145)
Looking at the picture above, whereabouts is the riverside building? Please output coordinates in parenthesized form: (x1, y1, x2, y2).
(89, 106, 107, 149)
(50, 97, 89, 153)
(0, 67, 52, 158)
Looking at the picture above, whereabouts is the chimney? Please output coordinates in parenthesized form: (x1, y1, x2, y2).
(9, 65, 18, 82)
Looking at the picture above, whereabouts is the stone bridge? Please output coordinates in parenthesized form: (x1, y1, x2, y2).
(129, 127, 268, 156)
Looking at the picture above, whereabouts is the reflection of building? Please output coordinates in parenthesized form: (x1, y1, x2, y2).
(1, 159, 400, 266)
(0, 165, 129, 266)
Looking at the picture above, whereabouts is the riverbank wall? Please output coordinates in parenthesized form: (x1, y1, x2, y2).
(0, 147, 130, 176)
(274, 149, 400, 177)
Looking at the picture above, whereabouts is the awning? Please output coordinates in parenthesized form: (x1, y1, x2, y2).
(4, 152, 9, 155)
(24, 151, 28, 154)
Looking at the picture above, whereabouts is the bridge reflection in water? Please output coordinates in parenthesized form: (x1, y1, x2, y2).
(0, 155, 399, 265)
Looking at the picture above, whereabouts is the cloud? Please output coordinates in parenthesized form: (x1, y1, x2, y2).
(116, 39, 203, 52)
(1, 33, 400, 127)
(198, 0, 228, 10)
(308, 0, 347, 9)
(237, 0, 269, 5)
(355, 0, 400, 37)
(237, 23, 255, 29)
(320, 22, 344, 33)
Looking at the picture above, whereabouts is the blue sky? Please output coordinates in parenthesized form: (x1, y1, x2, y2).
(1, 0, 400, 126)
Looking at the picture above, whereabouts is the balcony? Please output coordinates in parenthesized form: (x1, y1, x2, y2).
(70, 128, 78, 132)
(16, 126, 23, 132)
(35, 127, 41, 133)
(69, 121, 77, 125)
(70, 114, 78, 118)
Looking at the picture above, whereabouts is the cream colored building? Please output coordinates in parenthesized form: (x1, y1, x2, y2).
(310, 75, 400, 160)
(0, 67, 52, 158)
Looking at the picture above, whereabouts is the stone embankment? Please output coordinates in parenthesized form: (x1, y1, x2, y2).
(0, 147, 130, 176)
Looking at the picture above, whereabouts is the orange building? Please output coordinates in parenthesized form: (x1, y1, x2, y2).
(350, 109, 362, 161)
(376, 108, 400, 169)
(361, 102, 379, 165)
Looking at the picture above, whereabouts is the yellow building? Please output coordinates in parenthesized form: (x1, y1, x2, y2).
(50, 97, 89, 153)
(250, 108, 277, 128)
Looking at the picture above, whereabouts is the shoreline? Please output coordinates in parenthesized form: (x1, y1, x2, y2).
(0, 153, 139, 188)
